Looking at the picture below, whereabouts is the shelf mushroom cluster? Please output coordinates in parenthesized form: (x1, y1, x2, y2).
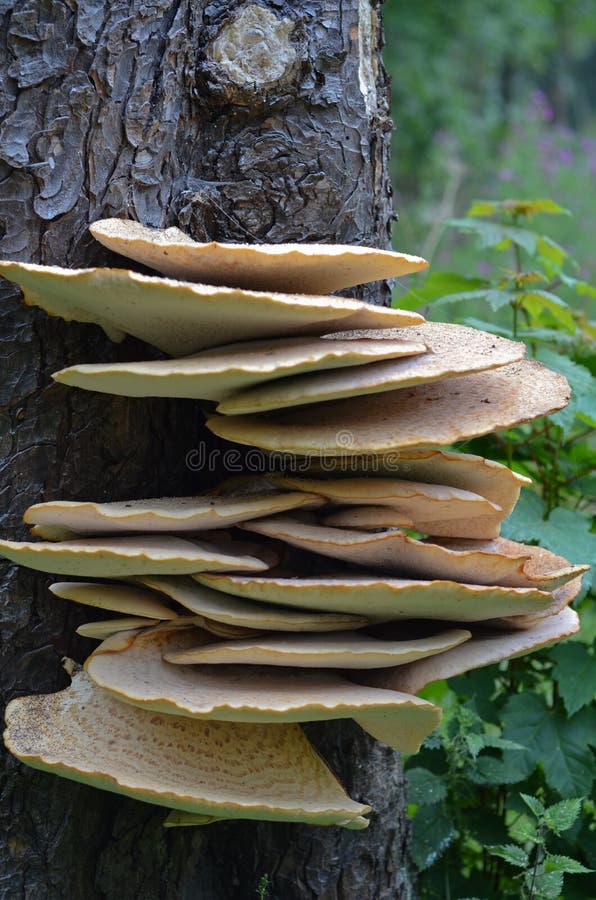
(1, 220, 587, 830)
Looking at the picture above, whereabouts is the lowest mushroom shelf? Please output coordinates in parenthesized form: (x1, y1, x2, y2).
(1, 219, 588, 830)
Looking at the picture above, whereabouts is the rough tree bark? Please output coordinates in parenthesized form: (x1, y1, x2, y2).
(0, 1, 416, 897)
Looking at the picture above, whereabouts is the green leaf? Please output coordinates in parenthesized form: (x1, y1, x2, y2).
(445, 218, 538, 255)
(393, 271, 488, 310)
(537, 235, 569, 268)
(465, 732, 524, 760)
(469, 755, 525, 786)
(516, 327, 578, 347)
(422, 731, 443, 751)
(487, 843, 529, 868)
(467, 198, 570, 218)
(406, 768, 448, 806)
(513, 821, 541, 844)
(520, 289, 576, 332)
(502, 694, 596, 798)
(525, 868, 564, 899)
(543, 798, 583, 834)
(536, 348, 596, 426)
(459, 317, 515, 337)
(431, 289, 504, 309)
(409, 806, 457, 871)
(544, 854, 593, 874)
(550, 643, 596, 716)
(560, 271, 596, 298)
(465, 733, 486, 758)
(520, 793, 546, 818)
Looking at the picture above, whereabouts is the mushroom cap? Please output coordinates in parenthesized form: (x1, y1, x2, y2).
(4, 669, 369, 826)
(133, 574, 370, 632)
(0, 536, 270, 577)
(197, 573, 554, 622)
(85, 624, 442, 752)
(76, 618, 161, 639)
(298, 448, 530, 517)
(486, 571, 585, 630)
(89, 218, 429, 293)
(269, 475, 500, 522)
(50, 581, 178, 618)
(163, 627, 471, 670)
(53, 335, 427, 401)
(217, 323, 526, 414)
(0, 261, 423, 357)
(24, 491, 323, 535)
(321, 506, 504, 540)
(206, 360, 570, 455)
(370, 607, 580, 695)
(242, 517, 587, 590)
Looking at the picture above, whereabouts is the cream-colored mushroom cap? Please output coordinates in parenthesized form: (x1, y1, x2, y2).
(89, 219, 429, 293)
(207, 360, 570, 455)
(76, 618, 161, 640)
(3, 669, 369, 826)
(85, 624, 442, 752)
(0, 536, 269, 578)
(371, 607, 580, 695)
(24, 492, 323, 535)
(217, 323, 526, 414)
(197, 573, 553, 622)
(50, 581, 177, 618)
(0, 261, 423, 357)
(269, 476, 500, 524)
(53, 335, 427, 401)
(301, 448, 530, 519)
(164, 627, 471, 669)
(134, 575, 369, 632)
(242, 518, 587, 590)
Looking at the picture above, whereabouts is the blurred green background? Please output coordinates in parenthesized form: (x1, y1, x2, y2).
(384, 0, 595, 276)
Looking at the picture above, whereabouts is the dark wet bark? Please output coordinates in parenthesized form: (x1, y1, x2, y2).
(0, 1, 414, 897)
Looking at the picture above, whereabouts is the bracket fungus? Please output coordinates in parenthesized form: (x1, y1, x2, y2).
(53, 335, 428, 401)
(89, 218, 429, 293)
(1, 219, 587, 829)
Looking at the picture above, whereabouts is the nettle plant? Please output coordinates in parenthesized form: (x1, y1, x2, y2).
(396, 199, 596, 898)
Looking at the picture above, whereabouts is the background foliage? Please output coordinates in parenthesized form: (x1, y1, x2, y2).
(383, 5, 596, 898)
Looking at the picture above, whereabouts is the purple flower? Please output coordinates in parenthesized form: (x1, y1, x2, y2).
(498, 168, 514, 182)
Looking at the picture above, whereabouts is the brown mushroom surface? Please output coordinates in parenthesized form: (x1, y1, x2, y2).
(369, 607, 580, 694)
(217, 323, 526, 414)
(242, 517, 587, 590)
(207, 360, 570, 454)
(4, 669, 369, 827)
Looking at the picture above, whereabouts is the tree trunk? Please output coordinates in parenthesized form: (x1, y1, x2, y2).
(0, 1, 415, 897)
